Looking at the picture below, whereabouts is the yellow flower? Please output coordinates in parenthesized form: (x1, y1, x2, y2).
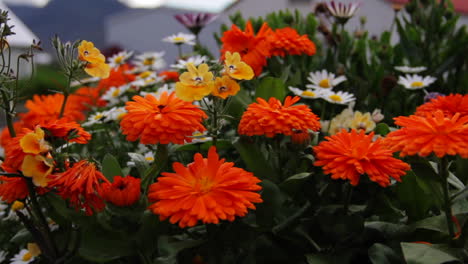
(211, 76, 240, 99)
(21, 155, 54, 187)
(224, 51, 254, 80)
(27, 243, 41, 257)
(78, 40, 110, 78)
(349, 111, 376, 133)
(11, 201, 24, 211)
(328, 108, 353, 135)
(176, 63, 214, 101)
(20, 127, 50, 154)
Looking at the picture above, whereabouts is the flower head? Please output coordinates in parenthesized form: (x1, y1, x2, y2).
(321, 90, 356, 105)
(171, 55, 208, 70)
(148, 147, 262, 228)
(78, 40, 110, 78)
(48, 160, 109, 215)
(394, 66, 427, 73)
(163, 32, 196, 46)
(238, 96, 321, 138)
(384, 110, 468, 158)
(100, 85, 130, 106)
(174, 13, 217, 34)
(40, 119, 91, 144)
(224, 51, 254, 80)
(268, 27, 316, 57)
(0, 176, 28, 203)
(314, 129, 410, 187)
(416, 93, 468, 118)
(96, 64, 136, 92)
(108, 50, 133, 68)
(211, 75, 240, 99)
(120, 92, 207, 145)
(10, 248, 35, 264)
(306, 70, 347, 90)
(221, 21, 272, 76)
(398, 74, 436, 90)
(327, 107, 354, 135)
(101, 176, 141, 207)
(19, 127, 50, 154)
(134, 52, 166, 71)
(158, 71, 179, 82)
(348, 111, 376, 133)
(326, 1, 361, 23)
(176, 63, 214, 101)
(288, 86, 323, 99)
(21, 154, 53, 187)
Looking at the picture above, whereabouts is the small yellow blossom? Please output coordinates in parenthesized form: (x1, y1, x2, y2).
(20, 127, 50, 154)
(11, 201, 24, 211)
(78, 40, 110, 78)
(21, 155, 54, 187)
(211, 76, 240, 99)
(176, 63, 214, 101)
(224, 52, 254, 80)
(349, 111, 376, 133)
(328, 108, 353, 135)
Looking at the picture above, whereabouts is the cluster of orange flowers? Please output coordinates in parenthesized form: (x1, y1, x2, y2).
(221, 21, 316, 76)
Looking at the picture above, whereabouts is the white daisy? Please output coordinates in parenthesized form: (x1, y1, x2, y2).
(127, 151, 155, 167)
(108, 50, 133, 68)
(82, 111, 108, 127)
(101, 85, 130, 106)
(306, 70, 347, 90)
(133, 52, 166, 71)
(170, 55, 208, 70)
(326, 1, 361, 20)
(143, 151, 155, 163)
(394, 66, 427, 73)
(10, 249, 34, 264)
(398, 74, 436, 90)
(162, 32, 196, 46)
(190, 131, 212, 144)
(104, 107, 127, 122)
(288, 86, 323, 99)
(321, 90, 356, 105)
(131, 71, 164, 88)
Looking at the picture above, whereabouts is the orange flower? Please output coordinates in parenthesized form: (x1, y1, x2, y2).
(21, 154, 54, 187)
(314, 130, 410, 187)
(3, 128, 33, 171)
(96, 64, 136, 92)
(20, 94, 85, 127)
(268, 27, 316, 57)
(40, 119, 91, 144)
(211, 75, 240, 99)
(148, 147, 262, 228)
(159, 71, 179, 82)
(100, 175, 141, 207)
(0, 176, 28, 203)
(0, 121, 24, 148)
(221, 21, 272, 76)
(73, 86, 107, 109)
(223, 51, 254, 80)
(120, 92, 207, 145)
(78, 40, 110, 79)
(415, 94, 468, 118)
(384, 110, 468, 158)
(238, 96, 321, 138)
(48, 160, 109, 215)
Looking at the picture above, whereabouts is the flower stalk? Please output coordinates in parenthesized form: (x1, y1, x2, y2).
(439, 156, 455, 240)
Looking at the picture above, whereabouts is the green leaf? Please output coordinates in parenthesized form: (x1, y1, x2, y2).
(11, 228, 32, 245)
(401, 242, 460, 264)
(280, 172, 312, 194)
(102, 153, 123, 181)
(369, 243, 404, 264)
(255, 77, 286, 101)
(256, 179, 286, 228)
(374, 123, 390, 136)
(395, 171, 433, 221)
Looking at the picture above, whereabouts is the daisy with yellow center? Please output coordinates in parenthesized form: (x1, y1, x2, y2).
(190, 131, 213, 143)
(321, 90, 355, 105)
(83, 111, 107, 127)
(176, 63, 214, 102)
(306, 69, 347, 90)
(134, 52, 166, 71)
(20, 127, 50, 154)
(162, 32, 196, 46)
(104, 107, 127, 122)
(108, 50, 133, 68)
(223, 51, 254, 80)
(10, 248, 35, 264)
(288, 86, 322, 99)
(77, 40, 110, 78)
(211, 75, 240, 99)
(398, 74, 436, 90)
(101, 85, 130, 106)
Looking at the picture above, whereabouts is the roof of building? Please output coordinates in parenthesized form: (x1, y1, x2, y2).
(0, 1, 39, 47)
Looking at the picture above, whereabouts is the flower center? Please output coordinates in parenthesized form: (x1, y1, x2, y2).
(143, 58, 154, 66)
(301, 91, 316, 97)
(139, 71, 152, 79)
(112, 89, 120, 97)
(115, 56, 123, 64)
(12, 201, 24, 211)
(173, 37, 185, 42)
(22, 252, 32, 261)
(228, 65, 236, 72)
(318, 79, 331, 88)
(93, 114, 103, 120)
(218, 86, 228, 93)
(84, 50, 89, 56)
(145, 156, 154, 162)
(411, 81, 424, 88)
(329, 94, 343, 102)
(194, 76, 203, 83)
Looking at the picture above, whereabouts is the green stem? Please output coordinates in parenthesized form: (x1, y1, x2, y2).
(1, 89, 15, 137)
(142, 144, 169, 193)
(343, 183, 353, 214)
(439, 156, 455, 240)
(177, 44, 183, 59)
(59, 72, 73, 119)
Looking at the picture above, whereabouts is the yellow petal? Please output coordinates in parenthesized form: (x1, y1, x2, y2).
(21, 155, 53, 187)
(175, 82, 212, 102)
(20, 127, 49, 154)
(27, 243, 41, 257)
(85, 62, 110, 79)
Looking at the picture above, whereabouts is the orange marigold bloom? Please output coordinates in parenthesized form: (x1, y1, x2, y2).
(48, 160, 109, 215)
(0, 176, 28, 203)
(148, 147, 262, 228)
(73, 86, 107, 109)
(385, 110, 468, 158)
(238, 96, 321, 138)
(314, 129, 410, 187)
(159, 71, 180, 82)
(20, 94, 85, 127)
(40, 119, 91, 144)
(100, 175, 141, 207)
(415, 94, 468, 118)
(0, 122, 24, 148)
(268, 27, 317, 57)
(2, 128, 33, 171)
(220, 21, 272, 76)
(96, 64, 136, 92)
(120, 92, 207, 145)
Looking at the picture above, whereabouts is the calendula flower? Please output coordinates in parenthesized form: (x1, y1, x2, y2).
(321, 90, 356, 105)
(97, 64, 136, 92)
(158, 71, 179, 82)
(384, 110, 468, 158)
(0, 176, 28, 203)
(101, 85, 130, 106)
(78, 40, 110, 78)
(134, 52, 166, 71)
(19, 127, 50, 155)
(163, 32, 196, 46)
(48, 160, 109, 215)
(108, 50, 133, 68)
(394, 66, 427, 73)
(148, 147, 262, 228)
(10, 249, 35, 264)
(326, 1, 361, 23)
(74, 86, 107, 109)
(104, 106, 127, 122)
(176, 63, 214, 101)
(221, 21, 272, 76)
(211, 75, 240, 99)
(307, 70, 347, 90)
(314, 129, 410, 187)
(120, 92, 207, 145)
(174, 13, 217, 34)
(348, 111, 376, 133)
(328, 107, 354, 134)
(40, 119, 91, 144)
(416, 93, 467, 118)
(140, 84, 175, 100)
(21, 155, 53, 187)
(223, 51, 254, 80)
(101, 176, 141, 207)
(268, 27, 316, 57)
(288, 86, 323, 99)
(238, 96, 321, 138)
(398, 74, 436, 90)
(171, 55, 208, 70)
